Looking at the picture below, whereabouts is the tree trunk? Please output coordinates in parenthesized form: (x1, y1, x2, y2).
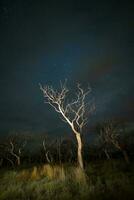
(122, 150, 129, 164)
(113, 142, 130, 164)
(104, 149, 111, 160)
(116, 144, 130, 164)
(7, 158, 14, 168)
(75, 133, 84, 169)
(17, 157, 20, 166)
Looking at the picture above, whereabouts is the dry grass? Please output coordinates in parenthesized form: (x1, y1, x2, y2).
(17, 164, 66, 181)
(0, 161, 134, 200)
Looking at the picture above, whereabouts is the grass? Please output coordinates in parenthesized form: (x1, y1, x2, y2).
(0, 160, 134, 200)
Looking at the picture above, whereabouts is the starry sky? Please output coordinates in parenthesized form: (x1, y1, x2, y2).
(0, 0, 133, 134)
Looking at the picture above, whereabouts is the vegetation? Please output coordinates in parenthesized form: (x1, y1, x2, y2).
(0, 161, 134, 200)
(0, 89, 134, 200)
(0, 125, 134, 200)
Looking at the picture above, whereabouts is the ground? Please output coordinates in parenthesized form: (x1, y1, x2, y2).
(0, 160, 134, 200)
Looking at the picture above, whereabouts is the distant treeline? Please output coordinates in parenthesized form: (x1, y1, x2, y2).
(0, 121, 134, 168)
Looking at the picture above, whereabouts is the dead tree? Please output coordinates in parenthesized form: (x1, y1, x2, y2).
(42, 137, 53, 164)
(7, 134, 27, 166)
(0, 140, 14, 167)
(40, 80, 94, 169)
(98, 121, 129, 164)
(97, 128, 111, 160)
(9, 141, 21, 166)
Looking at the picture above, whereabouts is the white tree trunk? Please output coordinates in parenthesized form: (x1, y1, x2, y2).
(40, 83, 91, 170)
(75, 133, 84, 169)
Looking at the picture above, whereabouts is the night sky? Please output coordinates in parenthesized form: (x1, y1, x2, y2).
(0, 0, 133, 134)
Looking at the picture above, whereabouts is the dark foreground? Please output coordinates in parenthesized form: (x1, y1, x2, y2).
(0, 160, 134, 200)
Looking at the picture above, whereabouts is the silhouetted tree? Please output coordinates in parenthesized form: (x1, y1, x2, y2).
(97, 121, 130, 163)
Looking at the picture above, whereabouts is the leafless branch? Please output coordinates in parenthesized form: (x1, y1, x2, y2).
(40, 80, 93, 134)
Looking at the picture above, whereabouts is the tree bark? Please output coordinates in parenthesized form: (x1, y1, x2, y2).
(122, 150, 129, 164)
(104, 149, 111, 160)
(17, 157, 20, 166)
(75, 133, 84, 169)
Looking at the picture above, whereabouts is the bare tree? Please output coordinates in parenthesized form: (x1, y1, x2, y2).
(42, 137, 53, 164)
(0, 137, 15, 167)
(40, 80, 94, 169)
(96, 124, 111, 160)
(98, 121, 129, 164)
(6, 133, 27, 166)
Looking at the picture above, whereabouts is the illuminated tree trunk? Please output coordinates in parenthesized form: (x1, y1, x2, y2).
(40, 81, 93, 170)
(76, 133, 84, 169)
